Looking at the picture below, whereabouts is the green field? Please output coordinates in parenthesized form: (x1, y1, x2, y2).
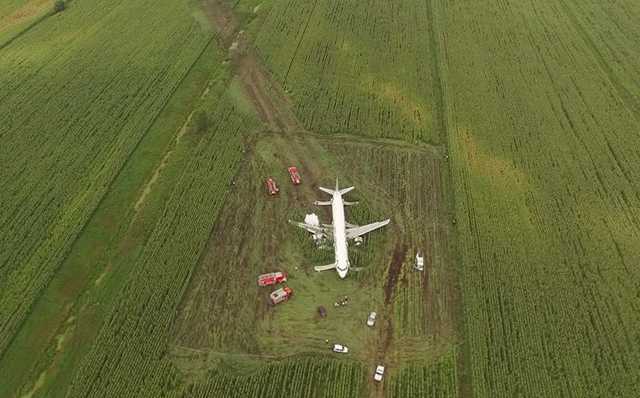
(0, 0, 639, 397)
(438, 0, 640, 395)
(0, 0, 213, 366)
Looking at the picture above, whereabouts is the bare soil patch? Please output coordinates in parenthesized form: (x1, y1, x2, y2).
(384, 242, 407, 305)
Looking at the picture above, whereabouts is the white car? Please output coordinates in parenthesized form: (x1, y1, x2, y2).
(367, 311, 377, 327)
(332, 344, 349, 353)
(374, 365, 385, 382)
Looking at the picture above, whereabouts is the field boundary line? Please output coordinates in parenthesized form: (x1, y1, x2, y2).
(427, 0, 474, 397)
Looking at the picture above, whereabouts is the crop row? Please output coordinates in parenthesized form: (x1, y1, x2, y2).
(438, 0, 640, 395)
(387, 348, 458, 398)
(174, 156, 268, 353)
(0, 0, 213, 360)
(251, 0, 441, 143)
(179, 356, 365, 398)
(65, 92, 258, 396)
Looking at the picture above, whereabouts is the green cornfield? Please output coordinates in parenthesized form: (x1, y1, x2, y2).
(1, 0, 639, 396)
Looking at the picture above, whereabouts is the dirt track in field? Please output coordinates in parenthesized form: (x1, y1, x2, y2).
(202, 0, 302, 133)
(384, 242, 407, 305)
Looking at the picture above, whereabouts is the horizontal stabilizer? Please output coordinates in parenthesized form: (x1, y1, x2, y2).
(343, 201, 358, 206)
(339, 186, 354, 195)
(319, 187, 335, 195)
(314, 200, 332, 206)
(346, 219, 390, 240)
(314, 263, 336, 272)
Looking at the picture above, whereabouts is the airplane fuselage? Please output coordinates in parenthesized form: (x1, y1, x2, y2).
(291, 179, 388, 278)
(331, 190, 350, 278)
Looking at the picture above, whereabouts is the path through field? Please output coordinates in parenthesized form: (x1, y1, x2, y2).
(203, 0, 302, 133)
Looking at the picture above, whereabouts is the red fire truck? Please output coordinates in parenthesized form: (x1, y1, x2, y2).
(265, 178, 279, 195)
(270, 286, 293, 305)
(287, 166, 301, 185)
(257, 272, 287, 287)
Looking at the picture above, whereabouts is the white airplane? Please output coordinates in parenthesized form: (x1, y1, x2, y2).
(289, 179, 390, 278)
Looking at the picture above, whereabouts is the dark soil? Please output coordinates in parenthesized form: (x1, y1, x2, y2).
(384, 242, 407, 305)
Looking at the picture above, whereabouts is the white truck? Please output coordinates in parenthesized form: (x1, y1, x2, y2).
(332, 344, 349, 353)
(367, 311, 377, 327)
(415, 251, 424, 271)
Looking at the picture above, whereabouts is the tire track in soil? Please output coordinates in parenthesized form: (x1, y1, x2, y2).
(373, 241, 407, 397)
(202, 0, 303, 134)
(384, 242, 407, 305)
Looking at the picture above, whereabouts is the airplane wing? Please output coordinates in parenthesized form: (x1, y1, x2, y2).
(314, 263, 336, 272)
(289, 220, 326, 235)
(345, 219, 390, 240)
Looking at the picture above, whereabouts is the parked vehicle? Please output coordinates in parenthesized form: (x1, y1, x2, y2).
(270, 286, 293, 305)
(266, 178, 279, 195)
(332, 344, 349, 353)
(373, 365, 385, 382)
(367, 311, 377, 327)
(257, 272, 287, 287)
(415, 251, 424, 271)
(288, 166, 301, 185)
